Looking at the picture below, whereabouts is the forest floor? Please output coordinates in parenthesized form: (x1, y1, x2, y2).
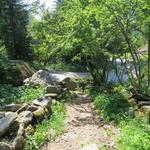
(43, 92, 120, 150)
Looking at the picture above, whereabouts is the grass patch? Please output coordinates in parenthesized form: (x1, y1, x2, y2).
(117, 118, 150, 150)
(91, 84, 150, 150)
(24, 101, 65, 150)
(0, 84, 45, 105)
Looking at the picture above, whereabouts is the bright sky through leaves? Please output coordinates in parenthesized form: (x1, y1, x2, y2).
(27, 0, 56, 9)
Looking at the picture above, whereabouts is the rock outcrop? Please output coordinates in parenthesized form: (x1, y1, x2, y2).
(0, 98, 52, 150)
(24, 70, 52, 86)
(24, 70, 77, 91)
(0, 60, 34, 85)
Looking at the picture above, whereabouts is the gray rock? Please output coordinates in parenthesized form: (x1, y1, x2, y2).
(60, 77, 77, 91)
(45, 93, 58, 99)
(0, 112, 17, 137)
(0, 112, 5, 119)
(46, 85, 62, 94)
(16, 111, 33, 127)
(32, 98, 51, 107)
(0, 142, 14, 150)
(24, 70, 52, 86)
(80, 144, 99, 150)
(0, 104, 22, 112)
(27, 105, 39, 112)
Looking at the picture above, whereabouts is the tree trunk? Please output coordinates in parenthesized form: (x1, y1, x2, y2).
(147, 36, 150, 90)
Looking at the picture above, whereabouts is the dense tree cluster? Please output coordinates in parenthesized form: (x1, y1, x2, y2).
(0, 0, 149, 94)
(31, 0, 149, 93)
(0, 0, 32, 59)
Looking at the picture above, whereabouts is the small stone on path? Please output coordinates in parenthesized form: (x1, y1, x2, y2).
(79, 144, 99, 150)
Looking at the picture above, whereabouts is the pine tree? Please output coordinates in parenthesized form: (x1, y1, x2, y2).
(0, 0, 32, 60)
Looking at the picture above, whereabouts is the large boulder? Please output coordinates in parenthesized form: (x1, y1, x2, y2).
(0, 112, 17, 137)
(0, 60, 34, 85)
(24, 70, 52, 86)
(59, 77, 77, 91)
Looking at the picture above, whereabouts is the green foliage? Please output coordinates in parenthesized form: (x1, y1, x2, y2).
(76, 78, 92, 92)
(117, 118, 150, 150)
(0, 84, 45, 105)
(93, 88, 132, 123)
(94, 93, 130, 122)
(48, 62, 86, 72)
(24, 101, 65, 150)
(30, 0, 150, 91)
(30, 61, 86, 72)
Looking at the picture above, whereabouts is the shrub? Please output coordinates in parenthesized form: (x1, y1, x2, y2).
(94, 92, 131, 123)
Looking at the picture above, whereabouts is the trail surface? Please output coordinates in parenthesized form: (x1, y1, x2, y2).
(44, 93, 120, 150)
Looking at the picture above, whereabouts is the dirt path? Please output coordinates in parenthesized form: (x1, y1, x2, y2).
(43, 93, 120, 150)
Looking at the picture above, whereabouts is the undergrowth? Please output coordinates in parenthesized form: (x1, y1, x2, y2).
(0, 84, 45, 105)
(24, 101, 65, 150)
(94, 93, 132, 123)
(117, 118, 150, 150)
